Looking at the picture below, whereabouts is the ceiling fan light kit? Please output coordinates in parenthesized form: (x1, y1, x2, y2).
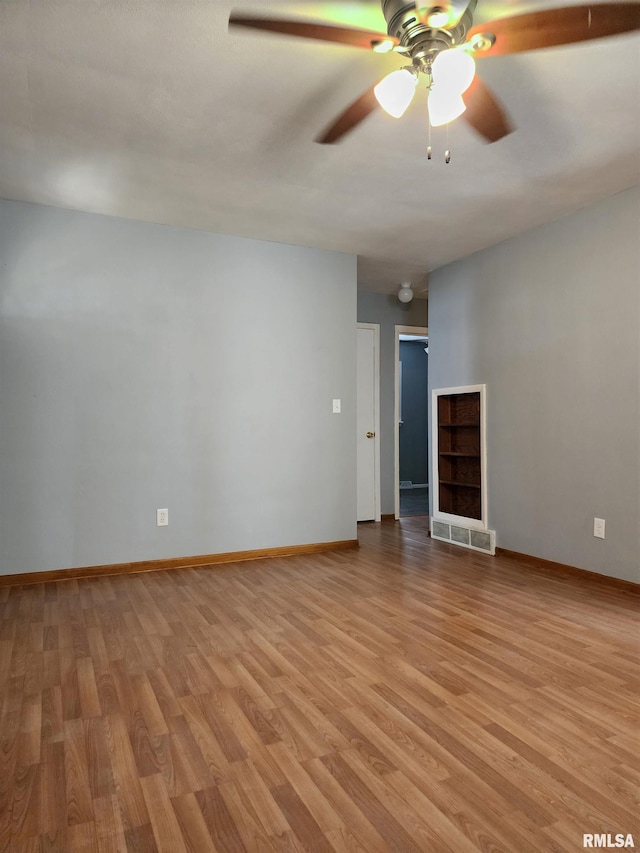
(374, 67, 419, 117)
(230, 1, 640, 145)
(429, 91, 466, 126)
(431, 47, 476, 96)
(428, 46, 475, 126)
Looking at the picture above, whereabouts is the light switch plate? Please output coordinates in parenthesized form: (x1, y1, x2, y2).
(332, 399, 341, 414)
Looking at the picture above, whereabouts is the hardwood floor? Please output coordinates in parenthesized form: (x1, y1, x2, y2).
(1, 519, 638, 852)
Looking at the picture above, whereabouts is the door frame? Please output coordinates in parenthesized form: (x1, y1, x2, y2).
(394, 324, 429, 519)
(357, 323, 381, 522)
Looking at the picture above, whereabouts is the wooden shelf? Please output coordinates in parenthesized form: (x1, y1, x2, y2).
(434, 388, 484, 521)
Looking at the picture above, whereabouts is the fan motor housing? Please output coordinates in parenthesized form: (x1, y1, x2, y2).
(382, 0, 476, 59)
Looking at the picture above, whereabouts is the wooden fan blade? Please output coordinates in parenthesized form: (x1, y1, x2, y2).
(229, 15, 398, 51)
(417, 0, 471, 30)
(316, 87, 380, 144)
(463, 76, 513, 142)
(466, 3, 640, 57)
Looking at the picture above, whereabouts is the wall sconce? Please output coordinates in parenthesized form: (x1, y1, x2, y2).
(398, 282, 414, 303)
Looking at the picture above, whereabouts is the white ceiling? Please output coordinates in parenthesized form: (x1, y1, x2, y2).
(1, 0, 639, 295)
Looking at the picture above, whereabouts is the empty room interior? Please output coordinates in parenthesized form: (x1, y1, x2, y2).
(1, 1, 639, 851)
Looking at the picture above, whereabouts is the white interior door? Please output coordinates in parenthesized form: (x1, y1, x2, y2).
(357, 325, 380, 521)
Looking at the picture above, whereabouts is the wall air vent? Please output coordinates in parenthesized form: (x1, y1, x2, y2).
(431, 518, 496, 555)
(451, 525, 470, 545)
(470, 529, 493, 552)
(432, 520, 450, 540)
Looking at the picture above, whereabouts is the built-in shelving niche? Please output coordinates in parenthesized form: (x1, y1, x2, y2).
(431, 385, 494, 553)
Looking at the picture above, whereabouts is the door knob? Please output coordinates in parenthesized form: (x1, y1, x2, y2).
(366, 431, 376, 438)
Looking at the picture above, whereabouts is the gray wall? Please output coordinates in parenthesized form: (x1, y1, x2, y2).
(399, 340, 429, 485)
(429, 186, 640, 583)
(357, 292, 428, 514)
(0, 200, 357, 575)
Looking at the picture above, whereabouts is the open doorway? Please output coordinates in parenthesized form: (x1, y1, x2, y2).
(394, 325, 429, 518)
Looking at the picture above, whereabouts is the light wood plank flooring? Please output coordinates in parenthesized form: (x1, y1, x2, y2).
(1, 519, 638, 852)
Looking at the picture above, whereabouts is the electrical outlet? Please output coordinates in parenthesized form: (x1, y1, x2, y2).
(593, 517, 605, 539)
(157, 508, 169, 527)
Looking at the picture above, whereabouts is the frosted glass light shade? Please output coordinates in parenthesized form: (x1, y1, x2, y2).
(374, 69, 418, 118)
(429, 90, 466, 127)
(398, 282, 414, 303)
(431, 48, 476, 97)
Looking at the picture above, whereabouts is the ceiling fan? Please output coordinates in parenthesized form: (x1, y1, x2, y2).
(229, 1, 640, 144)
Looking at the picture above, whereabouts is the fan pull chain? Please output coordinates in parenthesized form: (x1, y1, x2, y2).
(427, 94, 432, 160)
(445, 122, 451, 164)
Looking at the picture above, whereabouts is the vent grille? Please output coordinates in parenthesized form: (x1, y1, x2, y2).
(451, 526, 470, 545)
(470, 530, 492, 552)
(432, 520, 450, 540)
(431, 519, 495, 556)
